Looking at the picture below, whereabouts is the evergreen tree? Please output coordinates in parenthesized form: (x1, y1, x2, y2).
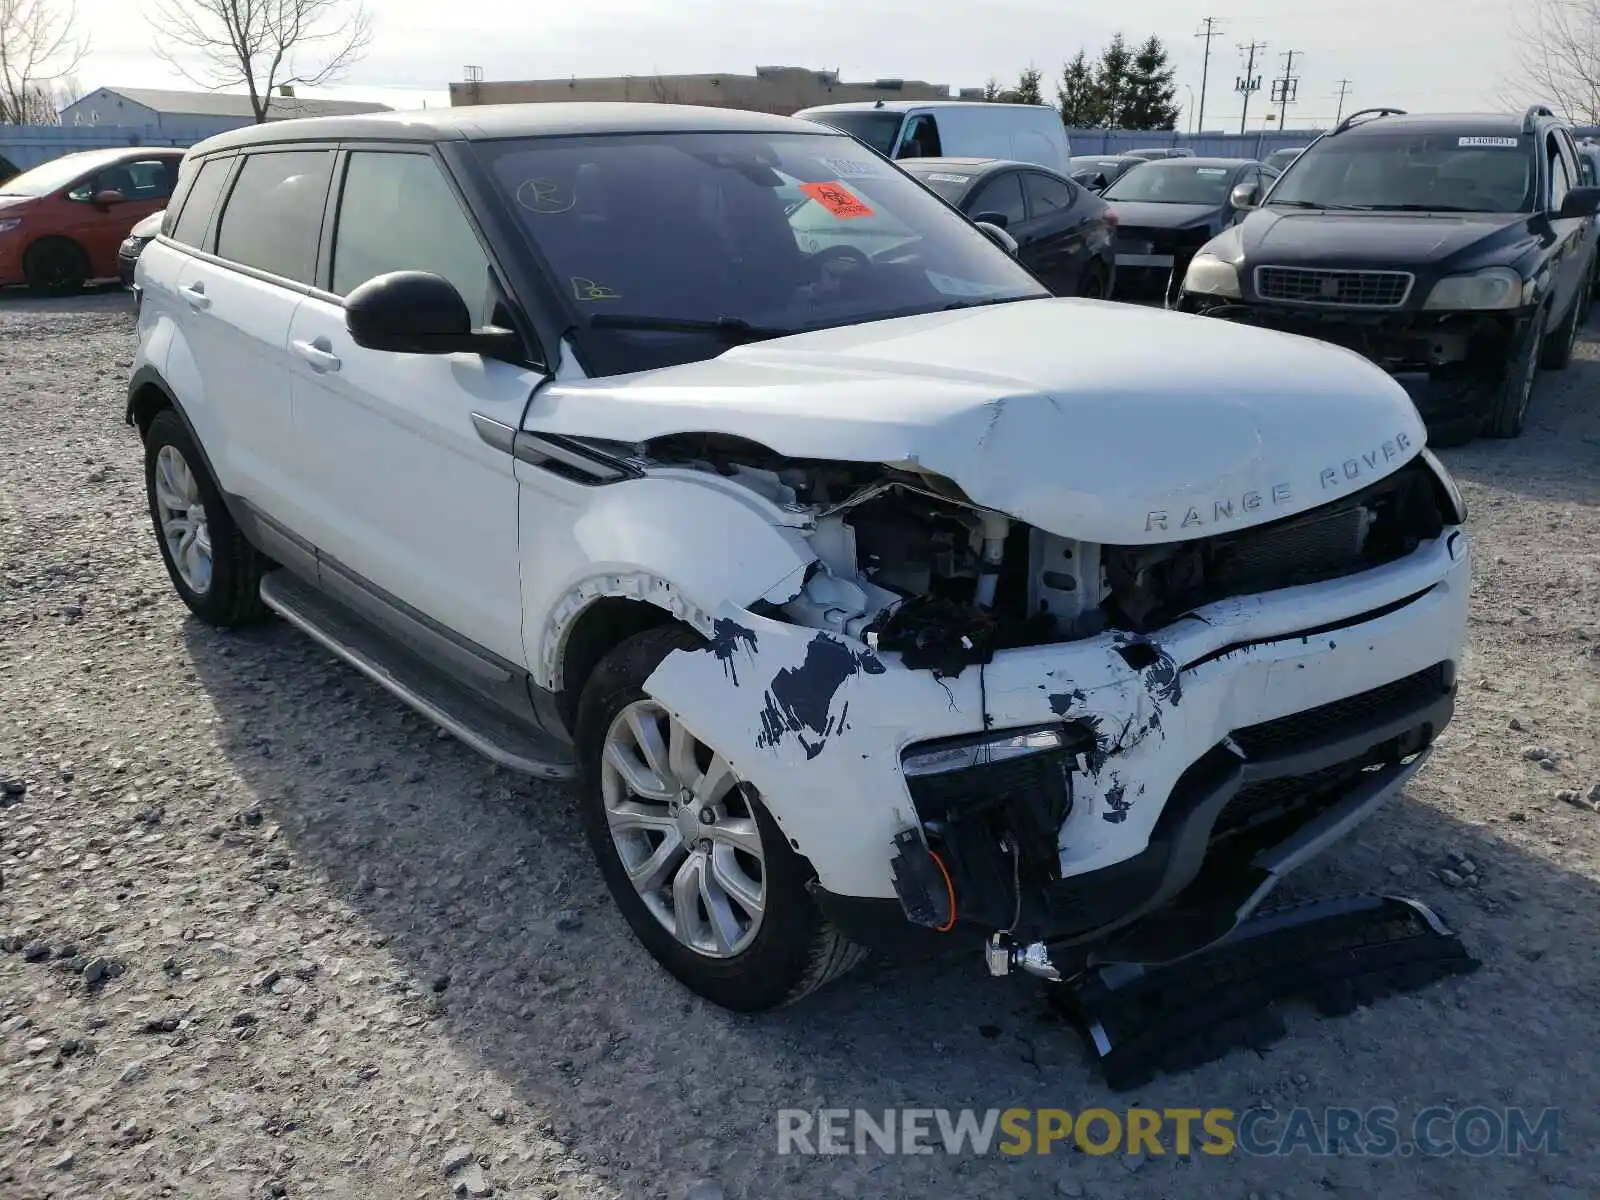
(1013, 66, 1044, 106)
(982, 76, 1002, 102)
(1094, 33, 1133, 128)
(1056, 50, 1102, 126)
(1123, 35, 1181, 130)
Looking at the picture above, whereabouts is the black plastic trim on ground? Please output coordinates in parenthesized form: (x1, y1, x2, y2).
(1046, 892, 1480, 1091)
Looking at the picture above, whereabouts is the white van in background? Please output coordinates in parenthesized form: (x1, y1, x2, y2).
(794, 100, 1073, 174)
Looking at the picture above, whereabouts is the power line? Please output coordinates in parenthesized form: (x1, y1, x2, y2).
(1271, 49, 1301, 130)
(1333, 78, 1353, 123)
(1194, 17, 1224, 134)
(1235, 41, 1266, 135)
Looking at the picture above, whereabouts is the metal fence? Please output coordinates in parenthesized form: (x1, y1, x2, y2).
(1065, 127, 1326, 158)
(0, 124, 214, 172)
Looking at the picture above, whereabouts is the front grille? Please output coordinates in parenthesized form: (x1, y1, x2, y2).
(1103, 458, 1447, 632)
(1212, 760, 1371, 839)
(1231, 663, 1450, 759)
(1255, 266, 1413, 308)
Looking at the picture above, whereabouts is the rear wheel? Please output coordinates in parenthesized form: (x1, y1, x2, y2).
(23, 238, 88, 295)
(575, 625, 867, 1011)
(1483, 310, 1545, 439)
(1078, 264, 1110, 300)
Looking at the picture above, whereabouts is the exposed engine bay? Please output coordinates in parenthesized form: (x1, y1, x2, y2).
(641, 432, 1453, 673)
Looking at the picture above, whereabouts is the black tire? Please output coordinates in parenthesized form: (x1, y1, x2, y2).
(575, 624, 868, 1011)
(1541, 284, 1584, 370)
(1483, 309, 1545, 439)
(143, 409, 268, 626)
(23, 237, 88, 295)
(1078, 264, 1109, 300)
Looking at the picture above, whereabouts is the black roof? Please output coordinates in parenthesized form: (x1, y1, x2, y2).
(1335, 112, 1539, 138)
(188, 102, 836, 156)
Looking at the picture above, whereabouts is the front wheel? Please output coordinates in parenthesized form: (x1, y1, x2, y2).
(24, 238, 88, 295)
(575, 625, 867, 1011)
(1482, 310, 1545, 439)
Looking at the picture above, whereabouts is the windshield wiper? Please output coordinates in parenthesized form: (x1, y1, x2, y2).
(584, 314, 797, 342)
(1360, 203, 1481, 213)
(1269, 199, 1373, 210)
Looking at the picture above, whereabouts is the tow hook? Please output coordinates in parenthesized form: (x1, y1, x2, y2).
(984, 933, 1062, 982)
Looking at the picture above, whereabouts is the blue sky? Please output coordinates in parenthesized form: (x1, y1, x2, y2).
(73, 0, 1525, 129)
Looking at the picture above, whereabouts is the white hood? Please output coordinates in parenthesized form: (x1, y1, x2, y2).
(526, 298, 1428, 545)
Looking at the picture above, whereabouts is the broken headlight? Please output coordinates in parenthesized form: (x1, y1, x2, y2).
(903, 726, 1068, 777)
(1183, 252, 1242, 298)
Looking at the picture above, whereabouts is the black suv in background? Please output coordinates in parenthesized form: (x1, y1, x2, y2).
(1176, 106, 1600, 443)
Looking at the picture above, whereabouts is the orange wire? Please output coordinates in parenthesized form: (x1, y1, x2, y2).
(928, 848, 958, 933)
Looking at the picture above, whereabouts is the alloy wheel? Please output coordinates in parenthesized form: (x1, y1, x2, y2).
(152, 444, 213, 595)
(600, 700, 767, 958)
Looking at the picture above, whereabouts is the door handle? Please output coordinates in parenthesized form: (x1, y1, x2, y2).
(181, 282, 211, 310)
(292, 338, 342, 373)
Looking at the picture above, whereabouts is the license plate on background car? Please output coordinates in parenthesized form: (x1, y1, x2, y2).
(1117, 253, 1175, 268)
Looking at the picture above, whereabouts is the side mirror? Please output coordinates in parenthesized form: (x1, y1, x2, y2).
(345, 270, 519, 358)
(1557, 185, 1600, 219)
(92, 189, 125, 206)
(1230, 182, 1260, 210)
(973, 210, 1008, 230)
(975, 220, 1018, 256)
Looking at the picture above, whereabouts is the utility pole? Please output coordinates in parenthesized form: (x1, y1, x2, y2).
(1333, 78, 1352, 124)
(1235, 41, 1265, 135)
(1271, 49, 1301, 131)
(1194, 17, 1224, 134)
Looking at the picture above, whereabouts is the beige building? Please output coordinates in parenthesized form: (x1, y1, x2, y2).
(450, 65, 980, 116)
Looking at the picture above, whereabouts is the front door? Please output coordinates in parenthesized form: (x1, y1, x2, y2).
(286, 147, 536, 668)
(61, 156, 179, 278)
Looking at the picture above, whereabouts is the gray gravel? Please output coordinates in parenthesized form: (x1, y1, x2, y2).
(2, 287, 1598, 1199)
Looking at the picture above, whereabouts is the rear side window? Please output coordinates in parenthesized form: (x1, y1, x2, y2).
(215, 150, 335, 285)
(169, 159, 233, 247)
(1023, 171, 1075, 215)
(968, 173, 1026, 226)
(331, 151, 494, 322)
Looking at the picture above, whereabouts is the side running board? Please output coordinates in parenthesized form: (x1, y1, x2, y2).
(259, 571, 577, 781)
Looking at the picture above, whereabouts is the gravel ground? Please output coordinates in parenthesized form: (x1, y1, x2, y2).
(1, 289, 1597, 1200)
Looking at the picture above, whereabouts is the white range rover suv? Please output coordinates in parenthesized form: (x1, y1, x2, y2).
(128, 104, 1471, 1012)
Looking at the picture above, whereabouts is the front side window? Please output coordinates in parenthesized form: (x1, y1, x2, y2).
(968, 173, 1026, 226)
(0, 151, 127, 198)
(331, 151, 494, 322)
(215, 150, 335, 285)
(170, 159, 233, 247)
(476, 131, 1048, 373)
(1268, 133, 1535, 213)
(1102, 162, 1240, 204)
(1547, 133, 1572, 210)
(896, 115, 942, 159)
(65, 157, 179, 203)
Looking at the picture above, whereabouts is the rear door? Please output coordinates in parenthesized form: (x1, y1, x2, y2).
(169, 149, 334, 532)
(1018, 170, 1092, 293)
(284, 146, 538, 667)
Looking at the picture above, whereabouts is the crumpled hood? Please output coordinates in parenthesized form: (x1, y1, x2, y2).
(528, 298, 1427, 546)
(1241, 208, 1528, 267)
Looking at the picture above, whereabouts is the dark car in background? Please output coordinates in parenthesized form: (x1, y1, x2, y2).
(1264, 146, 1308, 172)
(1067, 154, 1144, 192)
(118, 210, 164, 289)
(1100, 156, 1277, 303)
(1176, 106, 1600, 443)
(1123, 147, 1195, 161)
(900, 156, 1118, 298)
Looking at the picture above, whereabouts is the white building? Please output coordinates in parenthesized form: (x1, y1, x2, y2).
(60, 87, 390, 138)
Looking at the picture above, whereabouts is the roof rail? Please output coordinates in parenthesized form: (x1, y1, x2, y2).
(1523, 104, 1556, 132)
(1331, 107, 1406, 136)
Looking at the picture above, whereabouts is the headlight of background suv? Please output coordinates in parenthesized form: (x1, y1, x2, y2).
(0, 218, 22, 233)
(1422, 267, 1523, 310)
(1182, 252, 1241, 298)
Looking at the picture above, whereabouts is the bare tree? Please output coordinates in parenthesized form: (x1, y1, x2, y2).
(150, 0, 373, 123)
(0, 0, 88, 124)
(1506, 0, 1600, 124)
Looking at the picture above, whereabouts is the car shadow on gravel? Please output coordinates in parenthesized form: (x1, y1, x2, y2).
(0, 284, 132, 315)
(182, 615, 1600, 1200)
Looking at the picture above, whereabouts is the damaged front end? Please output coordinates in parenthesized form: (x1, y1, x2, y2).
(635, 431, 1470, 972)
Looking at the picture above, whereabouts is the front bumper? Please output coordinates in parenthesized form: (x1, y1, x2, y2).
(644, 529, 1470, 946)
(1179, 295, 1533, 426)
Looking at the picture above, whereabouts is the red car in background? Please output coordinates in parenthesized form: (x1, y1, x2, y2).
(0, 146, 184, 294)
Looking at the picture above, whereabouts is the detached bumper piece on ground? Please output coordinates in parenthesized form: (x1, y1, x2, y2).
(1040, 893, 1480, 1091)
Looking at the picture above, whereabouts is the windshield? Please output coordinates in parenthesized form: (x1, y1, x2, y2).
(0, 151, 121, 197)
(479, 131, 1049, 372)
(1268, 134, 1535, 212)
(1102, 161, 1237, 204)
(800, 111, 904, 157)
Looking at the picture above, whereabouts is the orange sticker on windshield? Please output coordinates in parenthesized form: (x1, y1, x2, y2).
(800, 181, 875, 219)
